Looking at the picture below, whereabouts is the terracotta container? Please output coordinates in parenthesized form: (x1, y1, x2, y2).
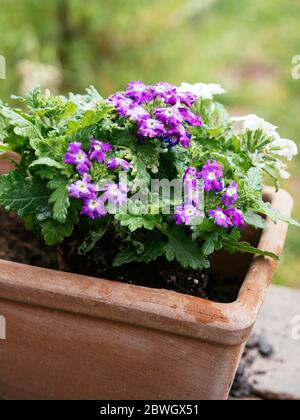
(0, 152, 19, 175)
(0, 158, 294, 399)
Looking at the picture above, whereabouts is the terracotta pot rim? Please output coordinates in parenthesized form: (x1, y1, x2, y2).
(0, 186, 293, 346)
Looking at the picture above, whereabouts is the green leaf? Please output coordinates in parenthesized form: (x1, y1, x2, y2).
(41, 220, 73, 246)
(136, 142, 159, 168)
(0, 171, 51, 218)
(244, 167, 263, 192)
(67, 106, 114, 135)
(113, 232, 165, 266)
(0, 143, 12, 152)
(132, 156, 151, 185)
(48, 181, 70, 223)
(78, 229, 106, 255)
(40, 204, 78, 246)
(244, 211, 267, 229)
(14, 125, 37, 139)
(222, 237, 279, 260)
(29, 157, 64, 170)
(0, 106, 40, 140)
(259, 201, 300, 227)
(164, 227, 210, 270)
(116, 212, 162, 232)
(78, 218, 110, 255)
(26, 86, 41, 109)
(201, 233, 222, 256)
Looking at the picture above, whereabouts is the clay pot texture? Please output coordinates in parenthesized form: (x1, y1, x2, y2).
(0, 160, 294, 400)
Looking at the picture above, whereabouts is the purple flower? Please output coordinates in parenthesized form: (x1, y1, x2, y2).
(81, 197, 107, 219)
(102, 182, 128, 207)
(154, 107, 183, 126)
(222, 182, 239, 206)
(180, 135, 191, 149)
(198, 160, 224, 192)
(107, 157, 133, 171)
(183, 167, 197, 190)
(179, 108, 202, 127)
(108, 94, 135, 117)
(64, 142, 91, 175)
(166, 91, 198, 107)
(138, 118, 166, 138)
(183, 166, 198, 183)
(68, 179, 96, 199)
(225, 208, 244, 227)
(174, 204, 202, 226)
(183, 168, 203, 207)
(167, 125, 191, 149)
(162, 135, 180, 148)
(125, 80, 150, 104)
(88, 139, 112, 163)
(126, 106, 150, 123)
(208, 208, 233, 228)
(108, 93, 125, 106)
(116, 98, 136, 117)
(150, 82, 177, 102)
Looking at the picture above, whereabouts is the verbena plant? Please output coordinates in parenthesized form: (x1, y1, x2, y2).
(0, 82, 299, 271)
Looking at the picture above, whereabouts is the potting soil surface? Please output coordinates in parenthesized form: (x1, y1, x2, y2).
(0, 208, 244, 303)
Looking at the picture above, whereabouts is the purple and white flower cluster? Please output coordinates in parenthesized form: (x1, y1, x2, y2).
(174, 160, 244, 229)
(108, 81, 202, 149)
(65, 140, 132, 219)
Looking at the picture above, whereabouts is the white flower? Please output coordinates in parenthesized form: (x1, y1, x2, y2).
(250, 151, 265, 169)
(232, 114, 278, 136)
(271, 135, 298, 161)
(82, 100, 98, 111)
(178, 82, 226, 100)
(274, 162, 291, 179)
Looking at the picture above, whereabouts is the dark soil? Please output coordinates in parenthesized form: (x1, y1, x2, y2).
(230, 334, 274, 399)
(58, 226, 246, 303)
(0, 208, 57, 269)
(0, 209, 246, 303)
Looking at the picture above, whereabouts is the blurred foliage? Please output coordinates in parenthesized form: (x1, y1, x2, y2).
(0, 0, 299, 286)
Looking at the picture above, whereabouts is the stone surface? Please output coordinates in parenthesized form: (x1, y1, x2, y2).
(245, 285, 300, 400)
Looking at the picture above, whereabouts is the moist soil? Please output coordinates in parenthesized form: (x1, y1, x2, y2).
(230, 333, 274, 399)
(0, 208, 245, 303)
(0, 208, 57, 270)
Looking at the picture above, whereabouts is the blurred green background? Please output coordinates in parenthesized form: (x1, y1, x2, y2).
(0, 0, 299, 287)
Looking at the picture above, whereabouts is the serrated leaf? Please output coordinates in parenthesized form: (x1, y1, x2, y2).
(78, 218, 109, 255)
(116, 212, 162, 232)
(0, 171, 51, 218)
(14, 125, 37, 139)
(244, 211, 266, 229)
(222, 237, 279, 260)
(41, 220, 73, 246)
(259, 201, 300, 227)
(244, 167, 263, 192)
(164, 227, 210, 270)
(48, 181, 70, 223)
(26, 86, 41, 109)
(67, 106, 114, 135)
(0, 106, 40, 140)
(113, 232, 165, 267)
(133, 156, 151, 185)
(29, 157, 64, 170)
(136, 142, 159, 167)
(202, 233, 222, 256)
(40, 204, 78, 246)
